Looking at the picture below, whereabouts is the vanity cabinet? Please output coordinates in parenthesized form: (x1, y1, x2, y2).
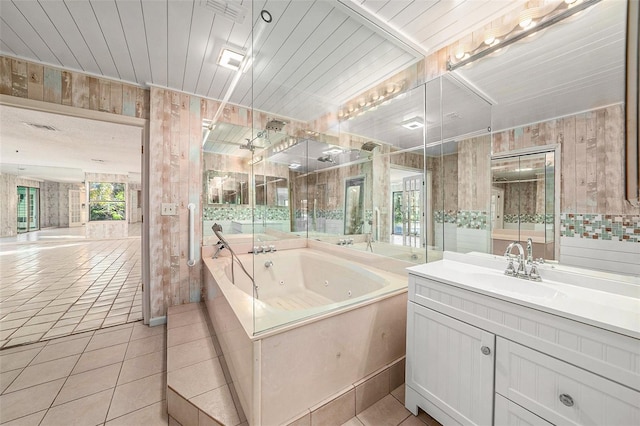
(406, 302, 494, 425)
(405, 272, 640, 426)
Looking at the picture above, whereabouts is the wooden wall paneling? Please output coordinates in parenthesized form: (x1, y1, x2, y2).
(27, 62, 44, 101)
(561, 116, 576, 213)
(136, 87, 148, 119)
(585, 111, 597, 213)
(11, 59, 27, 98)
(88, 76, 99, 110)
(122, 84, 136, 117)
(189, 96, 202, 304)
(0, 57, 12, 95)
(596, 109, 607, 212)
(169, 91, 180, 306)
(98, 79, 111, 113)
(61, 71, 72, 105)
(605, 105, 624, 214)
(575, 112, 587, 212)
(149, 87, 165, 319)
(71, 72, 89, 109)
(43, 67, 62, 103)
(178, 93, 191, 305)
(110, 82, 123, 115)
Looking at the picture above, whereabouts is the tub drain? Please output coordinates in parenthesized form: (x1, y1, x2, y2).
(279, 280, 285, 286)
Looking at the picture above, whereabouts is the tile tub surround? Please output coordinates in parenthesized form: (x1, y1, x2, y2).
(202, 244, 409, 426)
(0, 321, 167, 425)
(166, 302, 246, 426)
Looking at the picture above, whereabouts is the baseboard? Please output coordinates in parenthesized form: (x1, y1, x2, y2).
(149, 316, 166, 326)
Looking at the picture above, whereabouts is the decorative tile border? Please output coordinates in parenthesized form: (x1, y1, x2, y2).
(560, 213, 640, 242)
(504, 213, 553, 224)
(434, 210, 488, 230)
(203, 206, 290, 221)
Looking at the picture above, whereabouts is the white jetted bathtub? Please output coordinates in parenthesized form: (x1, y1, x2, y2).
(203, 243, 408, 425)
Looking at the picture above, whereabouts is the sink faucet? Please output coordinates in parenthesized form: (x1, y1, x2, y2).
(504, 240, 542, 281)
(504, 241, 526, 277)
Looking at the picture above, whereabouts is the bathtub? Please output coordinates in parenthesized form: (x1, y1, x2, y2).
(203, 244, 408, 425)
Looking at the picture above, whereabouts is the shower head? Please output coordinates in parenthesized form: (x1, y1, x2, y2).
(361, 141, 381, 152)
(239, 138, 256, 152)
(317, 155, 335, 163)
(265, 119, 286, 132)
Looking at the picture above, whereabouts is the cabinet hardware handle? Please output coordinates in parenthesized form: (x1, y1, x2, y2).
(559, 393, 574, 407)
(480, 346, 491, 355)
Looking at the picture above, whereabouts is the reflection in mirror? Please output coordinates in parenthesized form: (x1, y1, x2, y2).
(491, 148, 557, 260)
(344, 176, 365, 235)
(206, 171, 248, 205)
(255, 175, 288, 207)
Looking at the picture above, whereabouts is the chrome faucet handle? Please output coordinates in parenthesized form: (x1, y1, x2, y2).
(504, 259, 516, 276)
(268, 244, 276, 252)
(253, 246, 261, 254)
(516, 254, 528, 277)
(528, 262, 542, 281)
(261, 245, 268, 253)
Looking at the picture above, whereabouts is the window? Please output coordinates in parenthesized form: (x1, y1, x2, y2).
(89, 182, 126, 221)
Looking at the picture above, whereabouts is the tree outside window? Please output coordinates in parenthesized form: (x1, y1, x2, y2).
(89, 182, 126, 221)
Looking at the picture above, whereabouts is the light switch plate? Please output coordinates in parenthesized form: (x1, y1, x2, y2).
(161, 203, 177, 216)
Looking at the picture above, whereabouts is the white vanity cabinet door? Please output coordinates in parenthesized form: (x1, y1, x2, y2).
(406, 302, 495, 426)
(494, 394, 553, 426)
(496, 337, 640, 426)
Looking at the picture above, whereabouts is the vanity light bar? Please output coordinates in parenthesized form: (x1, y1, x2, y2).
(448, 0, 601, 71)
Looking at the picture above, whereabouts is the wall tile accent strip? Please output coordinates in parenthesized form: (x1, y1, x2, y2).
(204, 206, 290, 221)
(560, 213, 640, 242)
(434, 210, 488, 230)
(504, 213, 553, 224)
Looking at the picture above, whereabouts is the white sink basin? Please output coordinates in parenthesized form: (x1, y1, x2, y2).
(475, 272, 566, 300)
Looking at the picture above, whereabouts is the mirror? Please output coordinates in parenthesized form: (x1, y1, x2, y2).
(491, 149, 557, 260)
(344, 176, 365, 235)
(205, 171, 249, 205)
(255, 175, 288, 207)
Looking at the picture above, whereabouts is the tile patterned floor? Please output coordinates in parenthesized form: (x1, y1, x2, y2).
(0, 321, 167, 425)
(0, 227, 142, 348)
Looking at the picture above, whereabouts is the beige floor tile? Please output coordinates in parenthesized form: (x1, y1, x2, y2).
(357, 395, 411, 426)
(0, 328, 17, 341)
(399, 415, 430, 426)
(0, 409, 47, 426)
(0, 341, 46, 356)
(167, 358, 226, 399)
(5, 333, 46, 347)
(23, 312, 65, 326)
(85, 327, 133, 352)
(416, 410, 442, 426)
(167, 308, 206, 329)
(118, 349, 165, 385)
(167, 337, 217, 371)
(130, 323, 166, 341)
(41, 388, 112, 426)
(342, 417, 365, 426)
(356, 369, 390, 414)
(0, 318, 29, 330)
(42, 325, 77, 339)
(54, 363, 120, 406)
(107, 372, 166, 421)
(0, 369, 20, 394)
(1, 309, 40, 321)
(190, 384, 240, 426)
(31, 336, 91, 365)
(0, 347, 42, 372)
(167, 320, 210, 347)
(72, 342, 127, 374)
(0, 378, 65, 423)
(391, 384, 405, 405)
(106, 400, 168, 426)
(103, 314, 129, 326)
(167, 302, 201, 315)
(74, 318, 104, 331)
(6, 354, 80, 393)
(167, 387, 198, 426)
(94, 322, 135, 335)
(6, 322, 53, 338)
(125, 332, 165, 359)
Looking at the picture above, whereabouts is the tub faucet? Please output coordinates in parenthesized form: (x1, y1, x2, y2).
(212, 240, 225, 259)
(264, 260, 273, 268)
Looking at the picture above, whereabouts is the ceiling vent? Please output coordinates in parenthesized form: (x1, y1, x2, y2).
(200, 0, 247, 24)
(24, 122, 57, 131)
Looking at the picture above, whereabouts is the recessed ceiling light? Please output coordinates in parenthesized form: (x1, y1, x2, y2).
(322, 148, 343, 155)
(289, 163, 301, 169)
(401, 117, 424, 130)
(91, 159, 105, 163)
(218, 48, 245, 71)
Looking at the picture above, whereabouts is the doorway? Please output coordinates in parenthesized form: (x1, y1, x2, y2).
(0, 98, 149, 347)
(16, 186, 39, 233)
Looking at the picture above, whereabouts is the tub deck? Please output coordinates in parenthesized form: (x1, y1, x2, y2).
(264, 290, 335, 311)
